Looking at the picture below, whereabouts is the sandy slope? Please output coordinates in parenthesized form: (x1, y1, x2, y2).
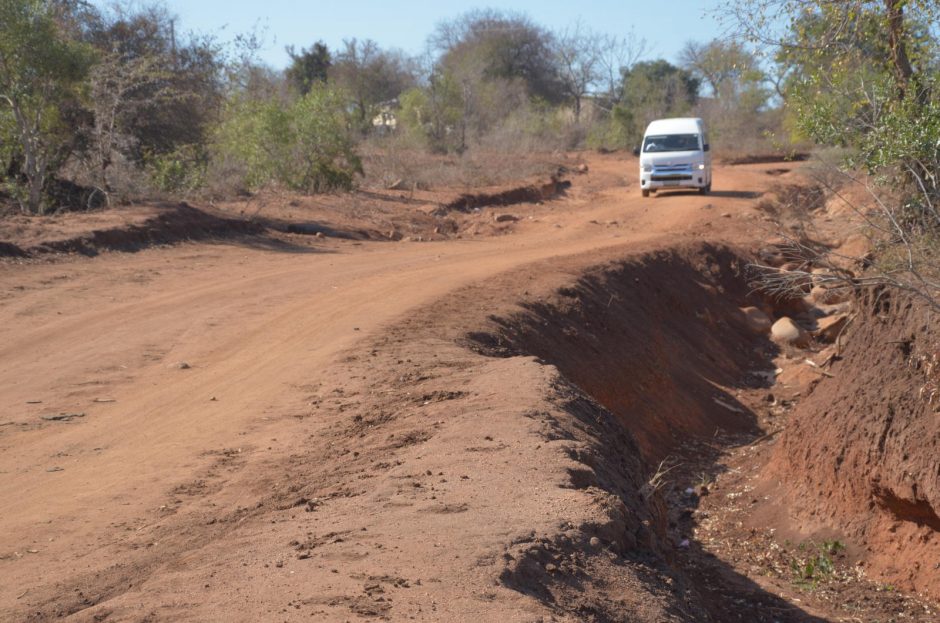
(1, 157, 785, 621)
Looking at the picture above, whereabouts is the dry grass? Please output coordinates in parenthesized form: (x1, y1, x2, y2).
(359, 132, 562, 192)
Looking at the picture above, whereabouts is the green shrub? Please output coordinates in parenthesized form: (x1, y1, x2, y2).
(147, 145, 208, 194)
(585, 117, 632, 151)
(213, 86, 362, 193)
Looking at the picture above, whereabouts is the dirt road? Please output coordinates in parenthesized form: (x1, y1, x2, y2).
(0, 158, 822, 621)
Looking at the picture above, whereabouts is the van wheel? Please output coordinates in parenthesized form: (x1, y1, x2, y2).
(642, 189, 650, 197)
(699, 183, 711, 195)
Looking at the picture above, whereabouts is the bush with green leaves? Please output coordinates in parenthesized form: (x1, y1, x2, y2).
(728, 0, 940, 309)
(609, 60, 700, 147)
(789, 540, 845, 589)
(586, 112, 633, 151)
(213, 86, 362, 193)
(147, 145, 208, 194)
(0, 0, 96, 214)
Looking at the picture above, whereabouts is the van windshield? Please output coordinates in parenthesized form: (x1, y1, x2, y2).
(643, 134, 700, 153)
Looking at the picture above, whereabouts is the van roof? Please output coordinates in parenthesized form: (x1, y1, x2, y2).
(644, 117, 702, 135)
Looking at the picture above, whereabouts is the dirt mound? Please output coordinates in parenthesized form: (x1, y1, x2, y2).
(766, 290, 940, 598)
(724, 153, 810, 165)
(437, 176, 571, 214)
(0, 202, 262, 258)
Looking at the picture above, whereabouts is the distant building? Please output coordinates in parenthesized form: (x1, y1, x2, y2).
(372, 99, 399, 134)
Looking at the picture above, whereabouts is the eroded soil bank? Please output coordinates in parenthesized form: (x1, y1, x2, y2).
(463, 243, 938, 621)
(766, 290, 940, 599)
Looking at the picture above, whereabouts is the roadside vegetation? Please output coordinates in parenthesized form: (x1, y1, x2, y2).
(723, 0, 940, 310)
(1, 1, 788, 216)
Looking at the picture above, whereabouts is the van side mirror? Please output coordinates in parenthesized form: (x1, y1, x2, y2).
(632, 146, 640, 157)
(703, 143, 710, 152)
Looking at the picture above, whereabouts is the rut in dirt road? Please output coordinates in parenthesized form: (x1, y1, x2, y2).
(464, 244, 831, 622)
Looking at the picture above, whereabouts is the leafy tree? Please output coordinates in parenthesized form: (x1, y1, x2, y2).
(286, 41, 331, 95)
(418, 10, 549, 153)
(726, 0, 940, 308)
(0, 0, 95, 214)
(613, 60, 699, 145)
(398, 75, 463, 153)
(432, 9, 563, 104)
(730, 0, 940, 195)
(214, 85, 362, 193)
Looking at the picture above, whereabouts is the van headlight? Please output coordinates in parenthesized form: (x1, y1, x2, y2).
(696, 163, 706, 170)
(642, 163, 652, 172)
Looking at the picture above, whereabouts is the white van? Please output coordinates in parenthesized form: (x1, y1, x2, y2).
(635, 117, 711, 197)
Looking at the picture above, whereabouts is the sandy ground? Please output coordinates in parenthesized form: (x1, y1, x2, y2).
(1, 156, 922, 622)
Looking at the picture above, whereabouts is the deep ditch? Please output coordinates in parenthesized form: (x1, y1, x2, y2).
(468, 243, 937, 621)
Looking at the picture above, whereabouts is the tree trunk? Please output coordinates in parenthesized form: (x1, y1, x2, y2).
(9, 101, 45, 214)
(23, 138, 46, 215)
(28, 169, 44, 214)
(884, 0, 916, 101)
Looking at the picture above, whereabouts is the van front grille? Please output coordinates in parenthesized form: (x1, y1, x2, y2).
(652, 164, 692, 173)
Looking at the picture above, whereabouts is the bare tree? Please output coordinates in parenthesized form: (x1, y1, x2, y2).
(553, 21, 604, 123)
(680, 39, 770, 152)
(83, 50, 173, 204)
(596, 29, 647, 107)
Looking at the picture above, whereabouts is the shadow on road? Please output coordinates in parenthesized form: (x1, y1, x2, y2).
(653, 189, 762, 199)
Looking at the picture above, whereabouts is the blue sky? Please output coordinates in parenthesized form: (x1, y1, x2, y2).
(138, 1, 728, 68)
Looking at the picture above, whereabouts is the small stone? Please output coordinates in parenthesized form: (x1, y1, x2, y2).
(544, 563, 557, 573)
(41, 413, 84, 422)
(721, 212, 732, 218)
(495, 214, 519, 223)
(589, 537, 601, 548)
(771, 317, 810, 348)
(177, 362, 191, 370)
